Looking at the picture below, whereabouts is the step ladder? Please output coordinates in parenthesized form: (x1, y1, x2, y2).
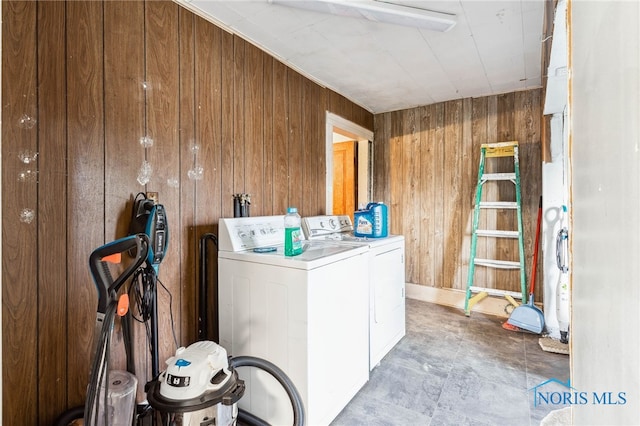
(464, 141, 527, 316)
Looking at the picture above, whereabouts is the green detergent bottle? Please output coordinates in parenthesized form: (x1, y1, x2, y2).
(284, 207, 303, 256)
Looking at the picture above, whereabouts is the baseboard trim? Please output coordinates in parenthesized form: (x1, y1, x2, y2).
(405, 283, 512, 318)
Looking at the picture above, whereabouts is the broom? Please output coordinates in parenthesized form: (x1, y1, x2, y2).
(503, 196, 544, 333)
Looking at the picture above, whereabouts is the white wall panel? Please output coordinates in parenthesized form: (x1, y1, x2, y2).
(571, 1, 640, 424)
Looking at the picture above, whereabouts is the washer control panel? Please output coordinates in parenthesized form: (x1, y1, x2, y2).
(219, 216, 285, 252)
(302, 215, 353, 239)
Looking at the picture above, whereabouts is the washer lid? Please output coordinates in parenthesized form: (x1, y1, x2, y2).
(218, 240, 367, 270)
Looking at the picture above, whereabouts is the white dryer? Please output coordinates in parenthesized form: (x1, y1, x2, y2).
(217, 215, 369, 426)
(302, 215, 406, 370)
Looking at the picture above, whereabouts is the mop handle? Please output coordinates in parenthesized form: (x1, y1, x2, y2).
(529, 196, 542, 295)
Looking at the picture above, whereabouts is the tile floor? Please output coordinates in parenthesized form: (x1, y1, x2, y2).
(331, 298, 570, 426)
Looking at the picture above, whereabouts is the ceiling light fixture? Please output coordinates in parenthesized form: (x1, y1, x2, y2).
(269, 0, 457, 32)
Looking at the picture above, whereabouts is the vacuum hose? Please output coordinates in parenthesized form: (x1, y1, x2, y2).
(229, 356, 305, 426)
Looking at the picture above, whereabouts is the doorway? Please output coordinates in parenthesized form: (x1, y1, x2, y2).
(325, 112, 374, 215)
(332, 139, 357, 220)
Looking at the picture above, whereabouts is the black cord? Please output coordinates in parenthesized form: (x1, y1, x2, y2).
(157, 276, 179, 350)
(127, 265, 179, 369)
(128, 266, 157, 372)
(130, 266, 156, 323)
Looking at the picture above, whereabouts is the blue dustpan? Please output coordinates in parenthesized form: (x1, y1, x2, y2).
(507, 295, 544, 333)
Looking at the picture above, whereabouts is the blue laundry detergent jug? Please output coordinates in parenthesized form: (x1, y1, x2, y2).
(354, 202, 388, 238)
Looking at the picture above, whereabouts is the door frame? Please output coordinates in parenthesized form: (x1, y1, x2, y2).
(325, 112, 374, 213)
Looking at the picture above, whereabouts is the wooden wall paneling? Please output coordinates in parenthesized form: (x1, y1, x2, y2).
(313, 78, 325, 215)
(195, 18, 223, 221)
(305, 80, 327, 215)
(178, 8, 199, 344)
(145, 0, 181, 365)
(65, 0, 105, 406)
(347, 96, 366, 130)
(432, 103, 445, 287)
(339, 92, 352, 120)
(371, 114, 383, 202)
(497, 92, 516, 141)
(495, 93, 518, 292)
(244, 43, 264, 216)
(353, 102, 372, 131)
(371, 114, 381, 202)
(372, 90, 541, 295)
(37, 1, 68, 421)
(484, 96, 499, 289)
(330, 92, 373, 131)
(459, 98, 474, 291)
(302, 77, 319, 216)
(356, 103, 374, 131)
(272, 60, 288, 214)
(471, 97, 489, 289)
(1, 1, 38, 422)
(418, 105, 435, 287)
(300, 78, 319, 216)
(515, 91, 533, 296)
(328, 90, 374, 132)
(372, 113, 390, 206)
(194, 16, 223, 340)
(317, 87, 328, 214)
(287, 70, 304, 213)
(104, 0, 146, 377)
(401, 108, 419, 284)
(515, 89, 543, 301)
(336, 90, 374, 129)
(104, 0, 145, 240)
(362, 107, 374, 134)
(320, 83, 330, 214)
(328, 90, 350, 123)
(349, 97, 364, 128)
(233, 37, 246, 195)
(262, 56, 275, 215)
(388, 110, 403, 237)
(220, 29, 235, 219)
(443, 100, 464, 290)
(204, 26, 233, 342)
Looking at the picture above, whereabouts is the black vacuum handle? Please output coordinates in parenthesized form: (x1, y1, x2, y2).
(89, 234, 150, 314)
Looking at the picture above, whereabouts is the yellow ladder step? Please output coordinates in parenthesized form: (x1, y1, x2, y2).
(465, 287, 524, 316)
(481, 141, 518, 157)
(469, 286, 525, 299)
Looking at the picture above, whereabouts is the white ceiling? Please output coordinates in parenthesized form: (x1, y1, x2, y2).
(177, 0, 545, 114)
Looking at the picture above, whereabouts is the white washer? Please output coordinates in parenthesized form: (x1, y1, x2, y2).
(217, 215, 370, 426)
(302, 215, 406, 370)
